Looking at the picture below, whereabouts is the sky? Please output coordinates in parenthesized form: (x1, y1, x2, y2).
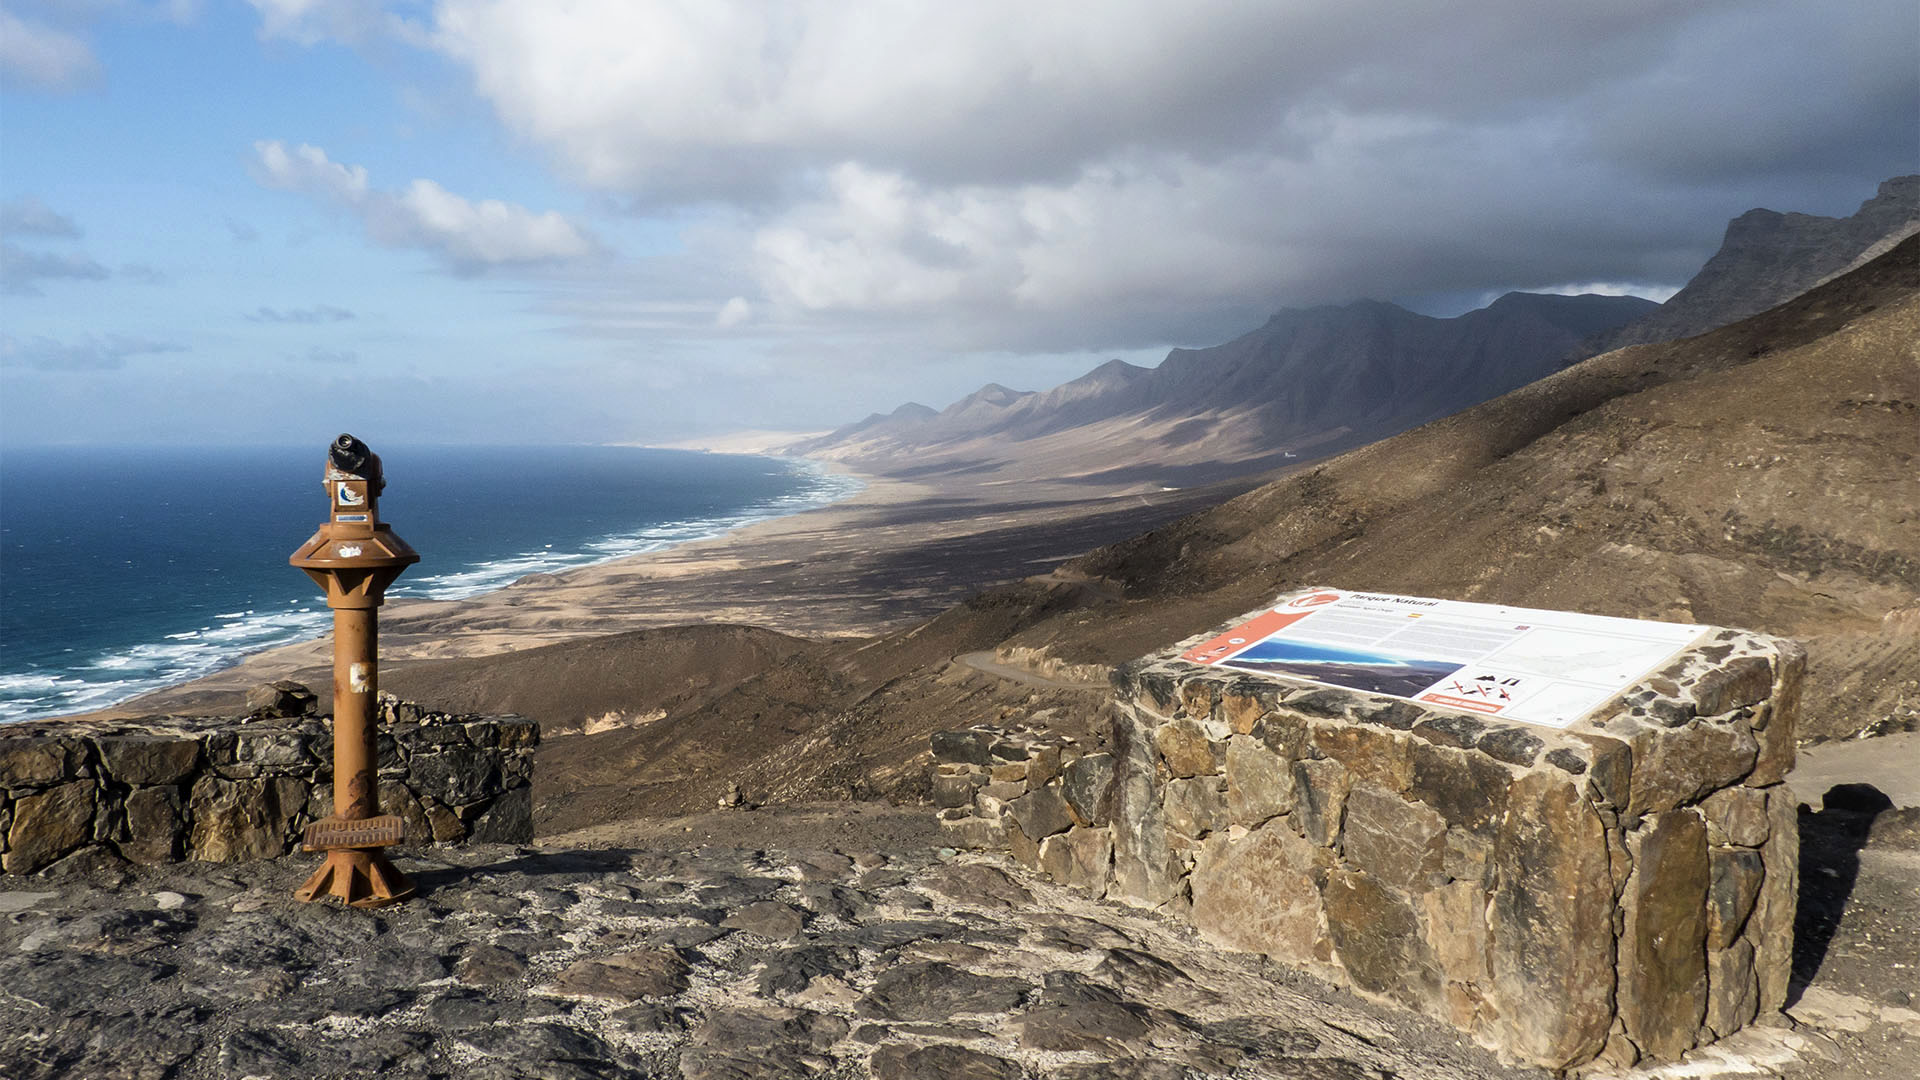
(1, 1, 1914, 447)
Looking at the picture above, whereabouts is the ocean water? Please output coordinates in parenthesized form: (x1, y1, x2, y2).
(0, 444, 859, 724)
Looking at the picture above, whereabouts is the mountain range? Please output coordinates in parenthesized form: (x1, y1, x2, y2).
(785, 176, 1918, 488)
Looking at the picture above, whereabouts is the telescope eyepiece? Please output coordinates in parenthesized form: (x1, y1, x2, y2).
(328, 433, 385, 493)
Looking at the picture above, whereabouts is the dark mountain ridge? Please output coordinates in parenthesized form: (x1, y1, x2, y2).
(786, 290, 1656, 479)
(1594, 174, 1917, 351)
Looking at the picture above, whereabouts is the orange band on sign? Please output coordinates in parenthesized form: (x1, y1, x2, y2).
(1418, 693, 1506, 715)
(1180, 609, 1315, 665)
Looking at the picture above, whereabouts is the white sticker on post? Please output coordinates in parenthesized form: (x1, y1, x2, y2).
(349, 662, 371, 693)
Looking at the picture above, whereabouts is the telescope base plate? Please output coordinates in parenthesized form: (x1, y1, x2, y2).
(293, 847, 415, 909)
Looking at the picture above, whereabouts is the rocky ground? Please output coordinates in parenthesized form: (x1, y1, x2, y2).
(4, 798, 1917, 1080)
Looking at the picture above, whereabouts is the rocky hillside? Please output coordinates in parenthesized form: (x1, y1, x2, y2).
(1595, 174, 1918, 351)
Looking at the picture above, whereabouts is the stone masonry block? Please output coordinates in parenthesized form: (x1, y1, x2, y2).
(1620, 809, 1710, 1060)
(976, 588, 1805, 1070)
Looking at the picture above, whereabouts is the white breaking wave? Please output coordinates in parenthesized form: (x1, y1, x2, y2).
(0, 458, 863, 724)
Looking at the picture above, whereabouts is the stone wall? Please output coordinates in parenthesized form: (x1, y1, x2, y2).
(2, 699, 537, 876)
(934, 592, 1802, 1071)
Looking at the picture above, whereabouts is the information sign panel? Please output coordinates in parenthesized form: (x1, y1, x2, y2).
(1181, 589, 1707, 729)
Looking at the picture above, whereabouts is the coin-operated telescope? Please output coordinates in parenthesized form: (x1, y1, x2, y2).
(288, 433, 420, 907)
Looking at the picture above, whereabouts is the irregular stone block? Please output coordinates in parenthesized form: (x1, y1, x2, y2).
(1749, 787, 1798, 1014)
(1475, 727, 1543, 768)
(1225, 734, 1293, 827)
(1422, 880, 1492, 1024)
(469, 786, 533, 844)
(979, 781, 1026, 802)
(1407, 742, 1511, 835)
(1110, 713, 1178, 907)
(119, 785, 183, 865)
(1689, 656, 1773, 717)
(1342, 784, 1445, 893)
(1155, 717, 1222, 777)
(1179, 677, 1222, 720)
(0, 737, 82, 789)
(1192, 821, 1334, 970)
(424, 797, 467, 843)
(1163, 776, 1226, 840)
(940, 815, 1006, 850)
(930, 730, 994, 766)
(1706, 848, 1764, 949)
(1220, 685, 1272, 735)
(1487, 769, 1614, 1069)
(1039, 827, 1113, 895)
(1620, 809, 1709, 1060)
(991, 761, 1028, 783)
(408, 745, 500, 807)
(187, 776, 291, 863)
(1628, 723, 1758, 818)
(246, 679, 317, 718)
(96, 736, 202, 786)
(1008, 816, 1041, 868)
(1572, 734, 1632, 811)
(1323, 867, 1443, 1012)
(1313, 724, 1412, 792)
(1412, 714, 1483, 749)
(1705, 938, 1758, 1039)
(989, 739, 1030, 762)
(1252, 710, 1311, 760)
(1061, 752, 1115, 827)
(3, 779, 97, 874)
(380, 780, 433, 846)
(1026, 744, 1064, 789)
(1291, 758, 1351, 847)
(1701, 786, 1769, 847)
(932, 772, 980, 809)
(495, 717, 540, 750)
(1006, 780, 1082, 841)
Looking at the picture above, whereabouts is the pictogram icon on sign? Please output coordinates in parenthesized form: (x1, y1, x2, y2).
(1287, 591, 1343, 610)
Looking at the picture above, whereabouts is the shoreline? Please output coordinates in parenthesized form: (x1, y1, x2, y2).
(11, 451, 874, 725)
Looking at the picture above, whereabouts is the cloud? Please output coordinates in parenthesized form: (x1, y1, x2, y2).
(119, 262, 168, 284)
(252, 140, 599, 272)
(714, 296, 751, 328)
(0, 9, 101, 91)
(299, 345, 359, 364)
(245, 0, 388, 45)
(0, 196, 81, 238)
(0, 333, 185, 372)
(418, 0, 1918, 351)
(246, 303, 356, 323)
(225, 218, 260, 243)
(1, 241, 110, 294)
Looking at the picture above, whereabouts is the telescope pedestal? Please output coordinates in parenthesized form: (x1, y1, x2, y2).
(295, 847, 415, 908)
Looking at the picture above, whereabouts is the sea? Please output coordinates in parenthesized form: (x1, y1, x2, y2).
(0, 444, 860, 724)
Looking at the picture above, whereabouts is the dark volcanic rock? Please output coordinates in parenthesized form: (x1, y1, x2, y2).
(857, 961, 1031, 1021)
(870, 1042, 1023, 1080)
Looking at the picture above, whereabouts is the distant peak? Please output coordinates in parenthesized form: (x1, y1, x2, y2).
(957, 383, 1029, 407)
(891, 402, 937, 420)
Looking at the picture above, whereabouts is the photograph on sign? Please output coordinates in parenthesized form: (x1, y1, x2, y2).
(1219, 638, 1461, 698)
(1183, 590, 1706, 729)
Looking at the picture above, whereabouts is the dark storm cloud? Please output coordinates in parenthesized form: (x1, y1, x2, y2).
(428, 0, 1916, 355)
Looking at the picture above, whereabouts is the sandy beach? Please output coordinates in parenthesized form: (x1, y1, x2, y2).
(90, 456, 1256, 720)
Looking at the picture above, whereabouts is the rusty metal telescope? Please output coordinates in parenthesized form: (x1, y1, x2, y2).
(289, 433, 420, 907)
